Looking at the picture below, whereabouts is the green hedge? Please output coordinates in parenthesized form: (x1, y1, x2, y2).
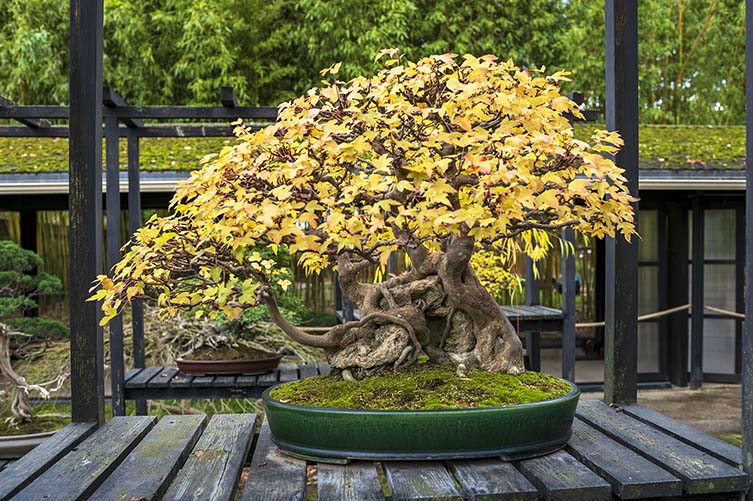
(0, 125, 745, 173)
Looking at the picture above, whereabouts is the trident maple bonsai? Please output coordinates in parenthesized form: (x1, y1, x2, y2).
(94, 52, 635, 380)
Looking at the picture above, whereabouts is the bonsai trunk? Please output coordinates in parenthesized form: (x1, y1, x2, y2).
(0, 326, 33, 423)
(274, 237, 525, 379)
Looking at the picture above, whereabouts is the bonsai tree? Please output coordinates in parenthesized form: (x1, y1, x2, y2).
(0, 241, 67, 423)
(94, 52, 635, 379)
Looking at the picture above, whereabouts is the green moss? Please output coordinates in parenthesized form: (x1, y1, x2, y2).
(270, 366, 572, 410)
(574, 124, 745, 170)
(715, 432, 742, 447)
(0, 125, 747, 174)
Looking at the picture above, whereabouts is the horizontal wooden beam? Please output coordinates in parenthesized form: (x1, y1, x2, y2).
(0, 124, 266, 138)
(102, 87, 144, 128)
(0, 97, 50, 128)
(0, 105, 277, 120)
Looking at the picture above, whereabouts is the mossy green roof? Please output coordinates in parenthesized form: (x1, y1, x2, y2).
(0, 125, 744, 173)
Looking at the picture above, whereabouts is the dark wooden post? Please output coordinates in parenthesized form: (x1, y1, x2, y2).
(741, 0, 753, 483)
(561, 228, 576, 382)
(603, 0, 639, 405)
(524, 257, 541, 371)
(666, 201, 689, 387)
(690, 194, 704, 389)
(69, 0, 105, 424)
(127, 134, 147, 415)
(105, 114, 125, 416)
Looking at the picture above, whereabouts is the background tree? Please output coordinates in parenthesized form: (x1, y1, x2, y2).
(0, 241, 67, 423)
(94, 53, 635, 379)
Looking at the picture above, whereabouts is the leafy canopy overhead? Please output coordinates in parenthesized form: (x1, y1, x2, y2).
(94, 52, 635, 323)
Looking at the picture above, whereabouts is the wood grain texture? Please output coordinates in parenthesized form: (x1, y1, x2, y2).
(147, 366, 181, 388)
(448, 459, 537, 501)
(299, 362, 319, 379)
(90, 414, 206, 500)
(242, 422, 307, 501)
(384, 462, 462, 500)
(318, 462, 384, 500)
(577, 400, 748, 495)
(13, 416, 155, 500)
(163, 413, 256, 501)
(622, 404, 743, 466)
(126, 366, 164, 388)
(0, 422, 96, 500)
(567, 418, 681, 499)
(169, 373, 194, 388)
(518, 450, 611, 501)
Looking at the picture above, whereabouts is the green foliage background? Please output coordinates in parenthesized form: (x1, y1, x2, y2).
(0, 0, 744, 124)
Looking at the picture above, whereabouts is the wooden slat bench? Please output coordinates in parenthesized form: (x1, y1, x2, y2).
(337, 304, 564, 333)
(243, 400, 749, 500)
(0, 413, 257, 500)
(124, 361, 330, 401)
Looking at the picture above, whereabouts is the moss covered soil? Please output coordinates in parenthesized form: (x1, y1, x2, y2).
(270, 366, 573, 411)
(0, 125, 746, 173)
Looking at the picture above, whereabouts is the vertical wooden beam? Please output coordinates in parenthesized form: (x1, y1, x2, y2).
(127, 135, 147, 416)
(690, 194, 704, 389)
(666, 201, 689, 387)
(603, 0, 639, 405)
(105, 115, 125, 416)
(69, 0, 105, 424)
(561, 228, 576, 382)
(524, 256, 541, 371)
(742, 0, 753, 483)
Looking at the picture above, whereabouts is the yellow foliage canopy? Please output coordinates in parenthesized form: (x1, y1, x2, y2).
(92, 51, 635, 324)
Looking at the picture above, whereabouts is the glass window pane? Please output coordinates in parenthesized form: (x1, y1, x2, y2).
(704, 209, 736, 260)
(638, 266, 658, 315)
(704, 263, 736, 310)
(638, 322, 660, 373)
(702, 319, 736, 375)
(638, 210, 658, 262)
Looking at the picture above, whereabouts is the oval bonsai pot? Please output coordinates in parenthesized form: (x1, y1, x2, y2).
(176, 353, 283, 376)
(0, 430, 57, 459)
(262, 378, 580, 463)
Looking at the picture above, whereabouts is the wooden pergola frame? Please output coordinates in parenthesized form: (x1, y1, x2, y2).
(65, 0, 753, 489)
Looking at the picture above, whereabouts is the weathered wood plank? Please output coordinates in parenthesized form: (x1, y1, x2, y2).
(213, 376, 237, 387)
(384, 462, 462, 500)
(126, 366, 164, 388)
(622, 404, 743, 466)
(124, 367, 143, 383)
(576, 400, 749, 495)
(147, 366, 181, 388)
(191, 375, 216, 387)
(0, 422, 96, 500)
(242, 422, 307, 501)
(517, 449, 611, 501)
(257, 370, 279, 386)
(13, 416, 155, 500)
(91, 414, 207, 500)
(448, 459, 537, 501)
(163, 413, 256, 501)
(279, 364, 299, 383)
(318, 462, 384, 500)
(236, 374, 258, 386)
(567, 418, 682, 499)
(299, 362, 319, 379)
(170, 373, 194, 388)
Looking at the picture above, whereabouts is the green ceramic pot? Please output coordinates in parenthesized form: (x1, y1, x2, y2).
(262, 378, 579, 463)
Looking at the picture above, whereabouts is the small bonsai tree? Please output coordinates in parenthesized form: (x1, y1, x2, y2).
(0, 241, 67, 422)
(94, 53, 635, 379)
